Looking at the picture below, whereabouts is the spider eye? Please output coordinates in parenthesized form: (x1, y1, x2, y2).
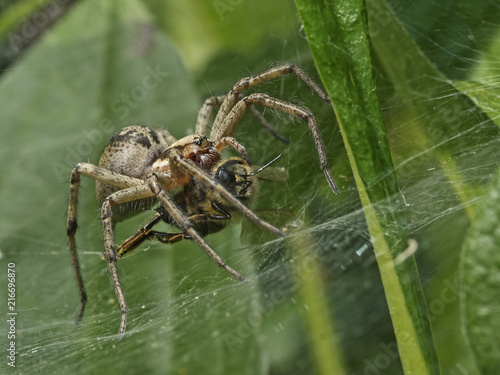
(194, 135, 207, 146)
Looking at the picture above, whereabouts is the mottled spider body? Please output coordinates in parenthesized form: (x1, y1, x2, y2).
(67, 63, 338, 335)
(95, 126, 223, 220)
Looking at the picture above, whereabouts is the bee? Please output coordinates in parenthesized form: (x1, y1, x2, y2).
(67, 63, 338, 334)
(116, 154, 282, 258)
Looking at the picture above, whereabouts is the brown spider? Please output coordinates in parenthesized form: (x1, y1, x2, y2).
(66, 63, 338, 335)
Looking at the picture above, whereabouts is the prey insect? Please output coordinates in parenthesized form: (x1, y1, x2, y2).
(116, 154, 283, 258)
(66, 63, 338, 335)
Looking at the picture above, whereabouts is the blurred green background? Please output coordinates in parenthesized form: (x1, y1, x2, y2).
(0, 0, 499, 374)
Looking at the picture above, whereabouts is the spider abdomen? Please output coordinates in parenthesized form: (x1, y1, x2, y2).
(96, 125, 167, 221)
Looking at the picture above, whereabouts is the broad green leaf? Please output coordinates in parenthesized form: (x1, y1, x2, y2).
(0, 0, 261, 374)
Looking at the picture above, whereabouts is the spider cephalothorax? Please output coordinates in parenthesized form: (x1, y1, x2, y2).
(67, 63, 338, 335)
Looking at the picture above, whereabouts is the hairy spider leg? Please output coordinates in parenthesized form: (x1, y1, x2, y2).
(67, 162, 148, 328)
(195, 94, 227, 136)
(100, 184, 155, 336)
(233, 63, 331, 103)
(210, 63, 331, 141)
(216, 93, 339, 195)
(214, 136, 251, 164)
(196, 93, 289, 144)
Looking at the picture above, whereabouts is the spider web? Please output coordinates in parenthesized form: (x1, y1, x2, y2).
(0, 0, 499, 374)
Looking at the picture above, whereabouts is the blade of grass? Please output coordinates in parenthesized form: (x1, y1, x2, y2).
(294, 0, 440, 373)
(292, 231, 347, 375)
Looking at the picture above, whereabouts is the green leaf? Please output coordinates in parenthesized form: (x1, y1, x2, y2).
(367, 1, 497, 222)
(459, 25, 500, 373)
(365, 0, 500, 374)
(0, 0, 260, 373)
(0, 0, 52, 37)
(454, 81, 500, 129)
(461, 169, 500, 374)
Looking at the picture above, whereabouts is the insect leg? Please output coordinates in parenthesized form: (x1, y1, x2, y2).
(147, 232, 187, 244)
(116, 213, 163, 257)
(67, 168, 87, 325)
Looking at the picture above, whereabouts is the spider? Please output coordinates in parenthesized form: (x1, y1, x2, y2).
(66, 63, 339, 335)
